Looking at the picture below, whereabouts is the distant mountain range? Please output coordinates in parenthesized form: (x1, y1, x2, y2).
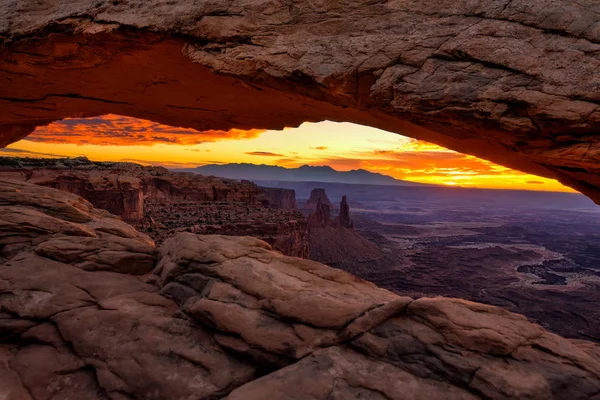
(171, 163, 433, 186)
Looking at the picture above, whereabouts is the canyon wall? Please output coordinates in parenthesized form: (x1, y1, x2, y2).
(260, 187, 298, 211)
(303, 188, 334, 211)
(0, 158, 309, 257)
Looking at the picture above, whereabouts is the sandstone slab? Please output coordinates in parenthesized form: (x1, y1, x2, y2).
(0, 180, 598, 399)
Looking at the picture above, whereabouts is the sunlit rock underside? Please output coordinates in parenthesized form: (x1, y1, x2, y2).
(1, 0, 600, 200)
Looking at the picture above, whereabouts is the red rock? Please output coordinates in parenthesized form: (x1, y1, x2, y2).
(335, 195, 353, 229)
(1, 3, 600, 201)
(0, 180, 598, 400)
(0, 157, 309, 257)
(260, 187, 297, 211)
(303, 188, 333, 211)
(307, 198, 331, 228)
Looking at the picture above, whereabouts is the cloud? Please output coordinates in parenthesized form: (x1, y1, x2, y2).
(118, 158, 195, 167)
(245, 151, 285, 157)
(300, 147, 520, 182)
(26, 114, 264, 146)
(0, 148, 67, 157)
(353, 148, 515, 177)
(311, 146, 328, 150)
(526, 181, 545, 184)
(274, 157, 305, 166)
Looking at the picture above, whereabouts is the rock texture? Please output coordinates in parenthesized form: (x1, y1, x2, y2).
(307, 198, 332, 228)
(1, 1, 600, 200)
(0, 157, 309, 257)
(0, 179, 599, 399)
(186, 216, 310, 259)
(260, 187, 297, 211)
(336, 195, 353, 228)
(303, 188, 334, 211)
(0, 157, 264, 222)
(308, 194, 399, 274)
(0, 177, 156, 272)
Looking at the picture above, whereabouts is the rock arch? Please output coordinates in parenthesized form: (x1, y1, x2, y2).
(1, 0, 599, 200)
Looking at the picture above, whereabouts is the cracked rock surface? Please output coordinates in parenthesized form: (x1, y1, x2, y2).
(0, 179, 599, 399)
(1, 1, 600, 201)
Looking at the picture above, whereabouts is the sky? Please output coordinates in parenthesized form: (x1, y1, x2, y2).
(4, 114, 575, 193)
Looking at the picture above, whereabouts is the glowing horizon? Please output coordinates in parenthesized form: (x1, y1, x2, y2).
(3, 116, 576, 193)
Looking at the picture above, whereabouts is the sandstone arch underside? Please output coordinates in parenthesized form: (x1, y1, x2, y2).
(1, 0, 599, 200)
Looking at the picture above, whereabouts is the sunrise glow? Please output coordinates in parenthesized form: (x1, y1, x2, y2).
(4, 115, 575, 193)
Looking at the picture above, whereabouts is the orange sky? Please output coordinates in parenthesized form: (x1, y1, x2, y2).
(3, 114, 575, 193)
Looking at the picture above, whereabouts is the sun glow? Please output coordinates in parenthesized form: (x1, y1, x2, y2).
(3, 117, 576, 193)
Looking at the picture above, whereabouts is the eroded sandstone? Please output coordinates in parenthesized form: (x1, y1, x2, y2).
(0, 180, 597, 399)
(307, 193, 387, 273)
(0, 157, 310, 257)
(1, 0, 600, 200)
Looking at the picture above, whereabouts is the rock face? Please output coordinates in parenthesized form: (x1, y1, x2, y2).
(0, 179, 599, 399)
(1, 1, 600, 201)
(187, 217, 310, 259)
(303, 188, 334, 211)
(3, 167, 146, 221)
(336, 195, 353, 228)
(260, 187, 297, 211)
(0, 158, 264, 222)
(0, 178, 156, 273)
(307, 198, 331, 228)
(308, 195, 394, 273)
(0, 157, 309, 257)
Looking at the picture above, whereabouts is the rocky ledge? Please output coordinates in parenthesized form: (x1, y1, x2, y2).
(0, 178, 599, 399)
(0, 157, 309, 257)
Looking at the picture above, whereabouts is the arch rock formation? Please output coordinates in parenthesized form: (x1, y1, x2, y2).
(0, 0, 600, 199)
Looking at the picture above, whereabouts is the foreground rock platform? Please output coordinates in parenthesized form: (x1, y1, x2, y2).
(0, 179, 599, 399)
(1, 0, 600, 201)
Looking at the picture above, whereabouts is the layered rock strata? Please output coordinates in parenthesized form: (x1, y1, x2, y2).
(0, 179, 598, 399)
(1, 1, 600, 201)
(303, 188, 334, 211)
(0, 157, 309, 257)
(260, 187, 298, 211)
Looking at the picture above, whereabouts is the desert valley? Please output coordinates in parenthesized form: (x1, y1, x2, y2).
(3, 156, 598, 344)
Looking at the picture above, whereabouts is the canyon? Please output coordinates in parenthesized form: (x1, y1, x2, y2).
(274, 180, 600, 342)
(0, 157, 310, 257)
(1, 1, 600, 398)
(306, 190, 403, 275)
(0, 178, 599, 399)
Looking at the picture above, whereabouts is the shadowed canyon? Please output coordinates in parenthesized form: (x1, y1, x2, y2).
(1, 0, 600, 399)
